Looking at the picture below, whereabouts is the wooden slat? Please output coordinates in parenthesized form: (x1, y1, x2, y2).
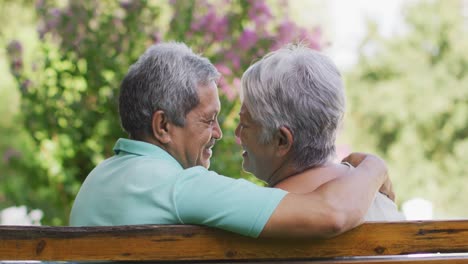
(0, 220, 467, 262)
(241, 255, 468, 263)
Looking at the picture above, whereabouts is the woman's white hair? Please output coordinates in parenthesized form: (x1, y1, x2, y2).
(241, 44, 345, 170)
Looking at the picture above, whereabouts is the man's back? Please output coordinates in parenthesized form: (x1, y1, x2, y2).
(70, 139, 184, 226)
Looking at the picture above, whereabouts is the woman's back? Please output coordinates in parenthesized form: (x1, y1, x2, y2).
(275, 163, 405, 222)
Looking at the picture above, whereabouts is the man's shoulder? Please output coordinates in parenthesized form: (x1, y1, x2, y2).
(176, 166, 243, 184)
(97, 153, 183, 175)
(71, 154, 185, 226)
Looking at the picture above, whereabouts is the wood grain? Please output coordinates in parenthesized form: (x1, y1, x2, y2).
(0, 220, 467, 262)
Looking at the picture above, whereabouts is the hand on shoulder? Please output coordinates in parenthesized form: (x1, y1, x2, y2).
(342, 152, 394, 201)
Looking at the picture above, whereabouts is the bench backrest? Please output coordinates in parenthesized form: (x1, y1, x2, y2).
(1, 220, 468, 263)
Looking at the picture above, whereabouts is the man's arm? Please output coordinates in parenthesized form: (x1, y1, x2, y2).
(260, 153, 388, 238)
(343, 152, 395, 201)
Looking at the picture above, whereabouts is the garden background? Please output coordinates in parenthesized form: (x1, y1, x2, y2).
(0, 0, 467, 225)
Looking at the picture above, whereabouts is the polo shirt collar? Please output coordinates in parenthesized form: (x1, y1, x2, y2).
(113, 138, 182, 167)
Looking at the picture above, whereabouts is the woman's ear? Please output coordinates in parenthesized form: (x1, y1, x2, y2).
(275, 126, 293, 157)
(152, 110, 171, 144)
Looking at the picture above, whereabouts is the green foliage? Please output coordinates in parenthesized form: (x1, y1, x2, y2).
(5, 0, 320, 224)
(345, 0, 468, 218)
(5, 1, 164, 225)
(0, 0, 45, 220)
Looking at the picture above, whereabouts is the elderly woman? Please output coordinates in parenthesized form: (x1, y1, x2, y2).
(235, 44, 404, 221)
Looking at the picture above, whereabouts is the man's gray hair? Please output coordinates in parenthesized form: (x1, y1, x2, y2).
(241, 44, 345, 170)
(119, 42, 220, 138)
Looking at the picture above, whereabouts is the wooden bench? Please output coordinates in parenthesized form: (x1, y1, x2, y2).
(1, 220, 468, 263)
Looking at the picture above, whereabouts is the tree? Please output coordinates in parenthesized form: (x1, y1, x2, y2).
(345, 0, 468, 218)
(6, 0, 322, 225)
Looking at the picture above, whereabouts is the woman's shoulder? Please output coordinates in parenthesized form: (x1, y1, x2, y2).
(275, 163, 351, 193)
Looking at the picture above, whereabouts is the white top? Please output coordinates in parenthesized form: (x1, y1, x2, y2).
(341, 162, 405, 222)
(365, 192, 406, 221)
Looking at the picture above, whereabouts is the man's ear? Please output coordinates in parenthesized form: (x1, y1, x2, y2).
(152, 110, 171, 144)
(275, 126, 293, 157)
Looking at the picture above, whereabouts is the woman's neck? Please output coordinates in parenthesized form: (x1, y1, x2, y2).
(266, 158, 302, 187)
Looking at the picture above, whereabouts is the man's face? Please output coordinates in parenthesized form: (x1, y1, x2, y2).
(169, 81, 222, 168)
(235, 104, 277, 182)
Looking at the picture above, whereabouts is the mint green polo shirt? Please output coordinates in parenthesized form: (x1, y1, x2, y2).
(70, 138, 287, 237)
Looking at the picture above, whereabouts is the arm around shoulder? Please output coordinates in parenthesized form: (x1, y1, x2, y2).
(260, 192, 348, 238)
(260, 153, 389, 238)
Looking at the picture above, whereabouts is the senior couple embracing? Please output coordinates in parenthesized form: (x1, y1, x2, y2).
(70, 42, 403, 238)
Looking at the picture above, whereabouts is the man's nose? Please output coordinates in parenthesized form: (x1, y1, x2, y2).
(213, 119, 223, 140)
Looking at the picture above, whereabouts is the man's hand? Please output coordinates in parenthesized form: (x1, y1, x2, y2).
(342, 152, 395, 202)
(342, 152, 367, 166)
(379, 176, 395, 202)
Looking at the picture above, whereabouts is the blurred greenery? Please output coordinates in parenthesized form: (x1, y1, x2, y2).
(0, 0, 466, 225)
(345, 0, 468, 218)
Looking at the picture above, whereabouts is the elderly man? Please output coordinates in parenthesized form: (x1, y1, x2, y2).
(236, 44, 404, 221)
(70, 42, 391, 238)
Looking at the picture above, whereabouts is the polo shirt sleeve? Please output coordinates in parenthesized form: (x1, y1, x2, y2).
(172, 166, 287, 238)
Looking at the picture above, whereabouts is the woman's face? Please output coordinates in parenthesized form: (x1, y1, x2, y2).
(235, 104, 278, 183)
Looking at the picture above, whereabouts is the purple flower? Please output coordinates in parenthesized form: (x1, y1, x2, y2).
(225, 51, 241, 70)
(306, 27, 323, 50)
(38, 8, 62, 37)
(190, 20, 202, 32)
(35, 0, 45, 9)
(49, 8, 61, 18)
(218, 77, 236, 101)
(205, 9, 218, 33)
(11, 59, 23, 74)
(20, 79, 32, 94)
(215, 63, 232, 76)
(232, 77, 241, 94)
(3, 148, 22, 164)
(14, 59, 23, 68)
(238, 29, 258, 50)
(185, 31, 194, 39)
(248, 0, 272, 28)
(37, 24, 47, 39)
(7, 40, 23, 56)
(189, 3, 230, 42)
(256, 48, 266, 57)
(213, 16, 229, 41)
(120, 0, 140, 11)
(120, 0, 133, 10)
(191, 6, 216, 33)
(151, 32, 162, 43)
(277, 20, 297, 42)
